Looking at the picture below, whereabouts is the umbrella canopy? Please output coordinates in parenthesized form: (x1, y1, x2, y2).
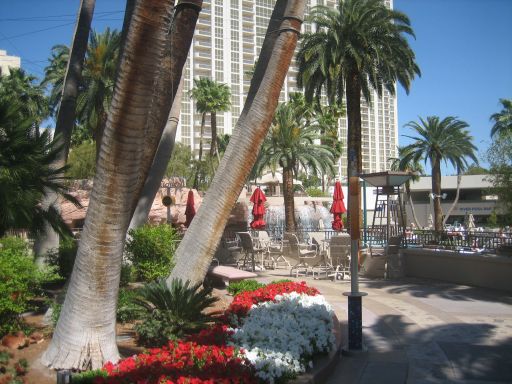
(185, 189, 196, 227)
(250, 187, 267, 229)
(330, 180, 346, 231)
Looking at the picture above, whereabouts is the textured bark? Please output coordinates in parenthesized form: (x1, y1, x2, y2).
(129, 78, 184, 230)
(283, 166, 296, 231)
(42, 0, 175, 370)
(443, 171, 461, 226)
(198, 112, 206, 161)
(432, 155, 443, 232)
(210, 110, 217, 158)
(169, 0, 306, 286)
(34, 0, 95, 261)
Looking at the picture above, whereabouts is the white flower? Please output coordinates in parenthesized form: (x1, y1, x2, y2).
(229, 292, 336, 383)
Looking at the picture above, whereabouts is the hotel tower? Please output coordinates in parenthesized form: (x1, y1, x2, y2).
(176, 0, 397, 177)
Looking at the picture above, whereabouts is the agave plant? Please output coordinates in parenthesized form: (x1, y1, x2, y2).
(132, 278, 218, 346)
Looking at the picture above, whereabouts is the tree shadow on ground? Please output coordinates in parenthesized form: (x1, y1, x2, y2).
(358, 314, 512, 383)
(360, 277, 512, 305)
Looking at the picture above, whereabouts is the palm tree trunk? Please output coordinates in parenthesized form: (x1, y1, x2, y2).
(42, 0, 175, 370)
(168, 0, 306, 286)
(129, 78, 185, 230)
(210, 110, 217, 158)
(198, 112, 206, 162)
(443, 170, 461, 226)
(283, 166, 296, 231)
(33, 0, 96, 262)
(346, 71, 362, 272)
(432, 155, 443, 232)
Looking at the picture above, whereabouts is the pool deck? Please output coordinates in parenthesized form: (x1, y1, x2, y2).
(254, 269, 512, 384)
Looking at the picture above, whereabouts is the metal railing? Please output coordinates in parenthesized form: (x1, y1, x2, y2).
(225, 225, 512, 254)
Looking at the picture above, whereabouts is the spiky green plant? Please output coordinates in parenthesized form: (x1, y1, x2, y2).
(132, 279, 218, 346)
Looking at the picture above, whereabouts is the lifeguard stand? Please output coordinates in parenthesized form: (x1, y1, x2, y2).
(360, 171, 415, 246)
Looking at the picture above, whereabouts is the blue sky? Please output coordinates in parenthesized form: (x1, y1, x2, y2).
(1, 0, 511, 174)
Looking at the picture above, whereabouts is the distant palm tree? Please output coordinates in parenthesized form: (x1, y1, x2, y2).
(401, 116, 478, 231)
(42, 44, 69, 116)
(297, 0, 420, 248)
(389, 146, 423, 228)
(490, 98, 512, 138)
(43, 28, 121, 157)
(0, 68, 48, 135)
(77, 28, 121, 157)
(254, 99, 337, 231)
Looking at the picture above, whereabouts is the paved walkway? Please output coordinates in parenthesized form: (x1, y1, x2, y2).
(255, 269, 512, 384)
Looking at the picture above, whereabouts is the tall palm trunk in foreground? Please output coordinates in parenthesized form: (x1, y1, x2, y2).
(42, 0, 181, 370)
(169, 0, 306, 286)
(34, 0, 96, 261)
(443, 168, 462, 226)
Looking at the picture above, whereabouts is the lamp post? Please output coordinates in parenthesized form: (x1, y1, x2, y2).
(343, 171, 415, 353)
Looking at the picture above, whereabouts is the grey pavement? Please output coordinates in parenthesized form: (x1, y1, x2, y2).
(255, 269, 512, 384)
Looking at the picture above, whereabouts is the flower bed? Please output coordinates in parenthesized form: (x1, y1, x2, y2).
(85, 281, 335, 384)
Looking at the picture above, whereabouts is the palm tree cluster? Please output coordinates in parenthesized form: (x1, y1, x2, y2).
(253, 94, 339, 231)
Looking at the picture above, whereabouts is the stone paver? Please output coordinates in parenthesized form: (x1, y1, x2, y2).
(256, 270, 512, 384)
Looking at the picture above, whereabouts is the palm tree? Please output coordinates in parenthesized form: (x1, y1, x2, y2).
(296, 0, 420, 257)
(189, 77, 231, 162)
(169, 0, 307, 286)
(77, 28, 121, 158)
(0, 96, 77, 237)
(490, 98, 512, 138)
(389, 146, 423, 228)
(0, 68, 48, 135)
(401, 116, 478, 232)
(42, 44, 69, 116)
(42, 0, 200, 370)
(254, 99, 337, 231)
(35, 0, 95, 260)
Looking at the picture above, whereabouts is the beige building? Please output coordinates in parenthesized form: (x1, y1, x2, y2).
(407, 175, 503, 228)
(0, 49, 21, 76)
(176, 0, 398, 177)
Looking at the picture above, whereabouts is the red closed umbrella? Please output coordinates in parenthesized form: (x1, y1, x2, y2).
(250, 187, 266, 229)
(185, 189, 196, 227)
(330, 180, 346, 231)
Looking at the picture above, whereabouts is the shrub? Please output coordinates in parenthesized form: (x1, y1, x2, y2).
(66, 140, 96, 179)
(116, 288, 141, 324)
(306, 187, 328, 197)
(72, 369, 108, 384)
(0, 236, 58, 336)
(119, 263, 134, 287)
(226, 279, 265, 296)
(47, 235, 78, 280)
(132, 279, 218, 346)
(125, 224, 180, 282)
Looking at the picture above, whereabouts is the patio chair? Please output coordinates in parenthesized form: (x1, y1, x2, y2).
(325, 234, 351, 281)
(283, 232, 320, 277)
(253, 230, 284, 269)
(236, 232, 265, 272)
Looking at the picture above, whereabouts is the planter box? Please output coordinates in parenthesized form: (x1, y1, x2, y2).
(402, 248, 512, 292)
